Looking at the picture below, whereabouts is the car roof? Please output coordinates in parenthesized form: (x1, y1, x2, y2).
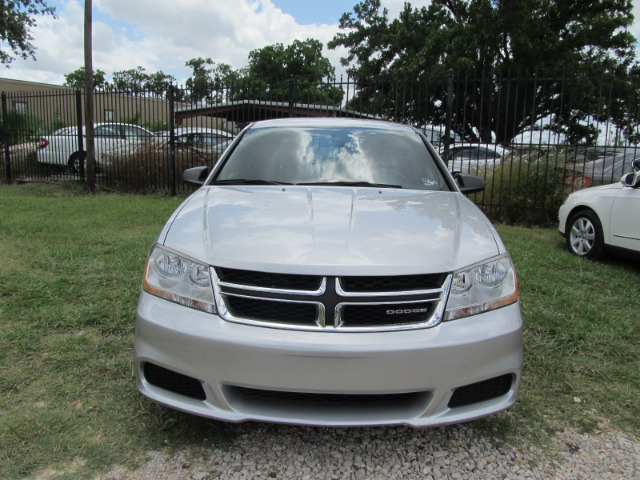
(173, 127, 234, 137)
(446, 143, 511, 154)
(51, 123, 154, 134)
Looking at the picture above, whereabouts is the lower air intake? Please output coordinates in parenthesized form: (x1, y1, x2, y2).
(224, 386, 431, 423)
(143, 363, 206, 400)
(448, 374, 514, 408)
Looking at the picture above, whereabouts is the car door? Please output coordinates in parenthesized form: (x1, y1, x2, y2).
(122, 125, 155, 155)
(94, 124, 124, 160)
(608, 184, 640, 251)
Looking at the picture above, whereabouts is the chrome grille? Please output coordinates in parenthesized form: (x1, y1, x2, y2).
(212, 268, 452, 332)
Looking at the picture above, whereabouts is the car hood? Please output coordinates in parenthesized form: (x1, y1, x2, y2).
(161, 186, 502, 275)
(568, 181, 624, 200)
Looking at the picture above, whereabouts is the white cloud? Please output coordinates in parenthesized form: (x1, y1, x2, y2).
(1, 0, 637, 87)
(3, 0, 349, 85)
(632, 0, 640, 41)
(92, 0, 346, 82)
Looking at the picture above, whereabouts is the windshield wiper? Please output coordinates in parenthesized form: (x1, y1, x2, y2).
(296, 181, 403, 189)
(211, 179, 293, 186)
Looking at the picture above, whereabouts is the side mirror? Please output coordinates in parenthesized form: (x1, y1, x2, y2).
(454, 172, 486, 194)
(183, 166, 209, 186)
(621, 171, 640, 189)
(633, 158, 640, 172)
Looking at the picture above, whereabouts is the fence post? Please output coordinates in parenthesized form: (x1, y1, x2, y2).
(2, 93, 11, 184)
(168, 85, 176, 196)
(75, 89, 85, 181)
(443, 70, 454, 164)
(288, 76, 295, 117)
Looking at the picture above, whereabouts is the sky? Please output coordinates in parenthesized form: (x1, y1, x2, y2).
(2, 0, 640, 87)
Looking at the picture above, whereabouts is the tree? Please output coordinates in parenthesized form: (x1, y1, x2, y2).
(0, 0, 55, 65)
(63, 66, 107, 89)
(184, 57, 214, 103)
(184, 57, 238, 103)
(329, 0, 640, 144)
(183, 40, 344, 106)
(111, 66, 150, 95)
(110, 66, 175, 97)
(145, 71, 176, 98)
(239, 39, 343, 105)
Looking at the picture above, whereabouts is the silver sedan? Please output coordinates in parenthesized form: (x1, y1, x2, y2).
(135, 118, 523, 427)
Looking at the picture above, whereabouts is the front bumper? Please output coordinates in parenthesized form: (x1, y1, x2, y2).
(134, 291, 523, 427)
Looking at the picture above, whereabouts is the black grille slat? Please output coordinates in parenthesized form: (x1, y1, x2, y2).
(448, 374, 513, 408)
(144, 363, 206, 400)
(225, 296, 318, 325)
(217, 268, 322, 291)
(340, 274, 446, 293)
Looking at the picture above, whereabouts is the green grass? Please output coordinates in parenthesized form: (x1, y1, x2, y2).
(0, 184, 242, 479)
(497, 225, 640, 436)
(1, 184, 638, 478)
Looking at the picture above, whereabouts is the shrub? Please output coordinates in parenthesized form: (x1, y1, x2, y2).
(1, 111, 45, 145)
(478, 149, 567, 225)
(100, 140, 219, 193)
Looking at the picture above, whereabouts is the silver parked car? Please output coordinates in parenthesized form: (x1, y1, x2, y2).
(135, 118, 522, 427)
(440, 143, 512, 174)
(37, 123, 156, 172)
(564, 148, 640, 189)
(171, 128, 234, 163)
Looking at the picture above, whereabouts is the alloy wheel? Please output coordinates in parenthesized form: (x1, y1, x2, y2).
(569, 217, 596, 256)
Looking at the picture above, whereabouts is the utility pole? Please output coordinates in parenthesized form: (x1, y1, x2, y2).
(84, 0, 96, 192)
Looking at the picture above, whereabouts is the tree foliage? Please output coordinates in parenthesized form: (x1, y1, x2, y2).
(184, 39, 344, 106)
(111, 66, 175, 97)
(239, 39, 343, 105)
(329, 0, 640, 144)
(63, 66, 107, 89)
(184, 57, 237, 103)
(0, 0, 55, 65)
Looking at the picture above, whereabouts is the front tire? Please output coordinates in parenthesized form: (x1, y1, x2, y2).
(566, 210, 604, 260)
(68, 152, 86, 174)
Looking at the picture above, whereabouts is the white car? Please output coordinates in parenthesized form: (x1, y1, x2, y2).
(440, 143, 512, 173)
(36, 123, 156, 172)
(558, 160, 640, 259)
(134, 118, 523, 427)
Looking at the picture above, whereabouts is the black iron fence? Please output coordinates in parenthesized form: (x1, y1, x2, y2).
(2, 72, 639, 224)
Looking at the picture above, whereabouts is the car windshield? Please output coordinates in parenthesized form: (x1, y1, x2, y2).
(213, 126, 448, 191)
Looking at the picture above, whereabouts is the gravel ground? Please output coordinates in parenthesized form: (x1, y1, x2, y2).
(95, 423, 640, 480)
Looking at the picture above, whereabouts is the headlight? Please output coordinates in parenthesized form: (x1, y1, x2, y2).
(142, 245, 216, 313)
(445, 255, 518, 321)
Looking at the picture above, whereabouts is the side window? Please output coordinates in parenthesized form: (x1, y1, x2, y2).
(452, 148, 477, 160)
(445, 148, 464, 160)
(477, 148, 500, 160)
(123, 125, 152, 138)
(95, 125, 120, 137)
(175, 135, 191, 146)
(452, 147, 500, 160)
(55, 127, 73, 136)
